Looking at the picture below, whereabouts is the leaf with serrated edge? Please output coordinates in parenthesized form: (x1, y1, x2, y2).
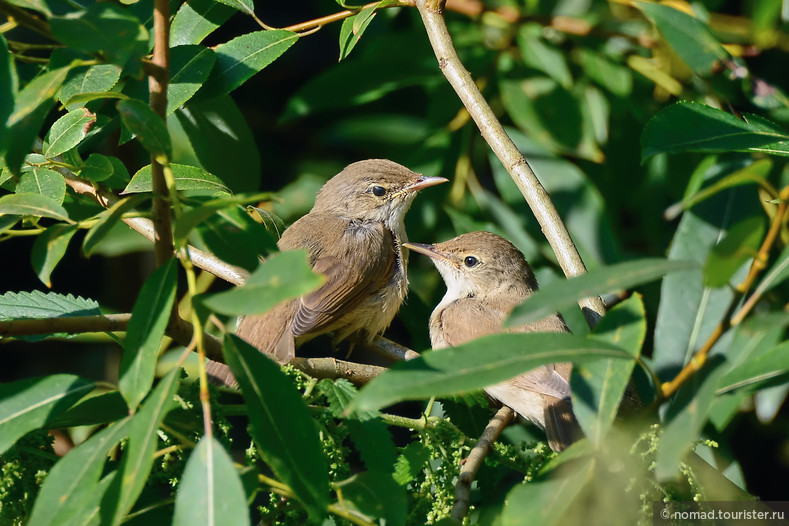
(223, 334, 329, 522)
(0, 290, 100, 320)
(118, 259, 178, 410)
(0, 374, 95, 454)
(172, 435, 250, 526)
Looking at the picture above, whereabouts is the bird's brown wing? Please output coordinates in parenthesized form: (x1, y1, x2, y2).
(290, 219, 396, 337)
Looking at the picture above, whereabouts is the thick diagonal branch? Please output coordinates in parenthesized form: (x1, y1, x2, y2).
(414, 0, 606, 328)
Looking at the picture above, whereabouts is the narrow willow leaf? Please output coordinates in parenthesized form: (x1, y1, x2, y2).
(0, 34, 14, 153)
(17, 167, 66, 204)
(172, 194, 271, 248)
(119, 259, 178, 410)
(198, 250, 324, 316)
(500, 458, 595, 526)
(571, 295, 645, 445)
(170, 0, 234, 46)
(517, 23, 572, 88)
(44, 108, 97, 158)
(63, 91, 129, 108)
(27, 417, 131, 526)
(0, 374, 95, 454)
(223, 335, 329, 522)
(124, 163, 230, 195)
(334, 471, 406, 526)
(351, 333, 633, 413)
(338, 6, 377, 61)
(82, 195, 146, 256)
(704, 215, 765, 288)
(172, 435, 250, 526)
(50, 3, 148, 68)
(101, 368, 181, 526)
(655, 357, 729, 480)
(0, 192, 71, 222)
(717, 339, 789, 395)
(116, 99, 172, 163)
(60, 64, 122, 111)
(506, 259, 696, 328)
(213, 0, 254, 17)
(636, 2, 728, 75)
(4, 67, 70, 174)
(31, 224, 78, 287)
(641, 102, 789, 160)
(168, 45, 216, 115)
(200, 30, 298, 98)
(47, 391, 129, 428)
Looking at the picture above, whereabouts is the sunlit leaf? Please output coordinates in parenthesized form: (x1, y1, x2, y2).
(124, 163, 230, 195)
(170, 0, 234, 46)
(0, 193, 71, 222)
(116, 99, 172, 163)
(17, 167, 66, 204)
(339, 6, 377, 61)
(168, 45, 216, 115)
(43, 108, 97, 158)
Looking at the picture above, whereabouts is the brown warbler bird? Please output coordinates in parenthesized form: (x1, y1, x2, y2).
(236, 159, 447, 364)
(404, 231, 580, 452)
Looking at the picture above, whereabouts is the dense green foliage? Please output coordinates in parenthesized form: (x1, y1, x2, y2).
(2, 0, 789, 524)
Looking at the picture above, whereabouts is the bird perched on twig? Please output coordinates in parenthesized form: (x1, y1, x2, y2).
(236, 159, 447, 364)
(404, 231, 581, 452)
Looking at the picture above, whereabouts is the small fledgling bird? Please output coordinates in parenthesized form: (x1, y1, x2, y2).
(236, 159, 447, 364)
(404, 231, 581, 452)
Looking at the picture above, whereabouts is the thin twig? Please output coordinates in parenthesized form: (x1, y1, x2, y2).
(414, 0, 606, 329)
(451, 406, 514, 523)
(280, 1, 415, 33)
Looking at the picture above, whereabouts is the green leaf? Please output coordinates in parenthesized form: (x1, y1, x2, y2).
(655, 356, 729, 480)
(335, 471, 406, 526)
(571, 295, 645, 445)
(641, 102, 789, 160)
(59, 64, 123, 111)
(170, 0, 234, 46)
(116, 99, 172, 163)
(50, 3, 148, 68)
(704, 215, 765, 288)
(517, 23, 572, 89)
(213, 0, 255, 17)
(392, 442, 430, 486)
(81, 153, 116, 183)
(173, 194, 270, 248)
(27, 417, 131, 526)
(168, 45, 216, 115)
(0, 290, 100, 319)
(500, 78, 603, 162)
(574, 48, 632, 97)
(195, 204, 279, 270)
(47, 391, 129, 428)
(170, 96, 261, 192)
(0, 374, 95, 454)
(223, 334, 329, 522)
(62, 91, 129, 109)
(119, 259, 178, 410)
(4, 67, 70, 174)
(636, 1, 728, 75)
(17, 167, 67, 204)
(101, 368, 181, 526)
(338, 6, 377, 61)
(31, 224, 78, 287)
(653, 186, 759, 380)
(717, 339, 789, 395)
(506, 258, 696, 328)
(200, 30, 299, 98)
(0, 35, 14, 154)
(500, 458, 594, 526)
(198, 250, 324, 315)
(44, 108, 97, 158)
(173, 435, 251, 526)
(124, 163, 230, 195)
(83, 195, 147, 256)
(351, 333, 634, 413)
(0, 192, 71, 222)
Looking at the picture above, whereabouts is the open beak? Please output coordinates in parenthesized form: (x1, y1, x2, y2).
(403, 242, 456, 266)
(403, 175, 448, 193)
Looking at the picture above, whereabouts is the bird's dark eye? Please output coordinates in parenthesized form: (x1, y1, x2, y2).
(372, 186, 387, 197)
(464, 256, 478, 268)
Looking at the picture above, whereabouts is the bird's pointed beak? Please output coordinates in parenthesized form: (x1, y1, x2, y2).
(403, 242, 456, 266)
(403, 175, 448, 193)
